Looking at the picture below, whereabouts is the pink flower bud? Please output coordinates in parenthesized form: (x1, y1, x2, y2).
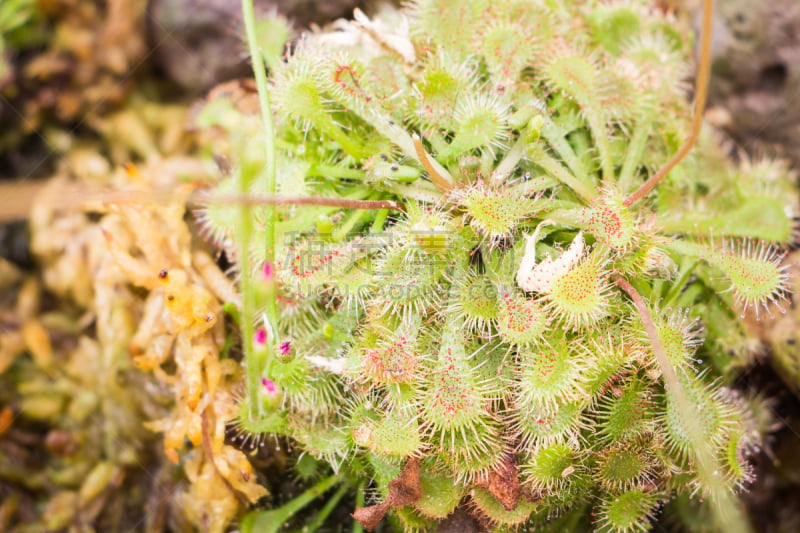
(260, 377, 279, 397)
(254, 328, 267, 345)
(261, 261, 274, 281)
(279, 341, 292, 356)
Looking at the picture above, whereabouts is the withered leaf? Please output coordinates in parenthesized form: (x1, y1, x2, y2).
(476, 453, 519, 511)
(352, 457, 422, 531)
(385, 456, 422, 507)
(351, 501, 390, 532)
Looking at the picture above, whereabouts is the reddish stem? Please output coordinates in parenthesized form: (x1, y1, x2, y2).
(194, 194, 406, 212)
(624, 0, 714, 207)
(412, 134, 454, 192)
(613, 276, 675, 379)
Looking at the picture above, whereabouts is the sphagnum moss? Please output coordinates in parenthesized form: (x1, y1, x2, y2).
(197, 0, 797, 530)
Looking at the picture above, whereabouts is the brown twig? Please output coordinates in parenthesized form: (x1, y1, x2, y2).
(624, 0, 714, 207)
(191, 193, 406, 211)
(15, 183, 406, 216)
(613, 276, 676, 378)
(412, 133, 455, 192)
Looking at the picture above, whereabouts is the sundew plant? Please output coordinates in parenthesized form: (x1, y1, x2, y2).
(195, 0, 797, 530)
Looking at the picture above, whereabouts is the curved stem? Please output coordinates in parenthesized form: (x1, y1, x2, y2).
(412, 134, 455, 191)
(614, 275, 749, 533)
(242, 0, 278, 411)
(624, 0, 714, 207)
(614, 277, 681, 388)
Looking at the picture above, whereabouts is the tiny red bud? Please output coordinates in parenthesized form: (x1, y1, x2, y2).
(260, 377, 279, 397)
(262, 261, 274, 281)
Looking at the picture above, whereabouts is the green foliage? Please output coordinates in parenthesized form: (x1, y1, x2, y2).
(596, 488, 662, 533)
(240, 474, 344, 533)
(0, 0, 42, 48)
(594, 437, 661, 492)
(414, 463, 463, 518)
(520, 441, 584, 493)
(471, 486, 536, 526)
(202, 0, 798, 530)
(0, 0, 44, 84)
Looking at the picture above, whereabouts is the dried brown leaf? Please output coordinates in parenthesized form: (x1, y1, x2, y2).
(476, 453, 519, 511)
(351, 502, 390, 532)
(386, 457, 422, 507)
(352, 458, 422, 531)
